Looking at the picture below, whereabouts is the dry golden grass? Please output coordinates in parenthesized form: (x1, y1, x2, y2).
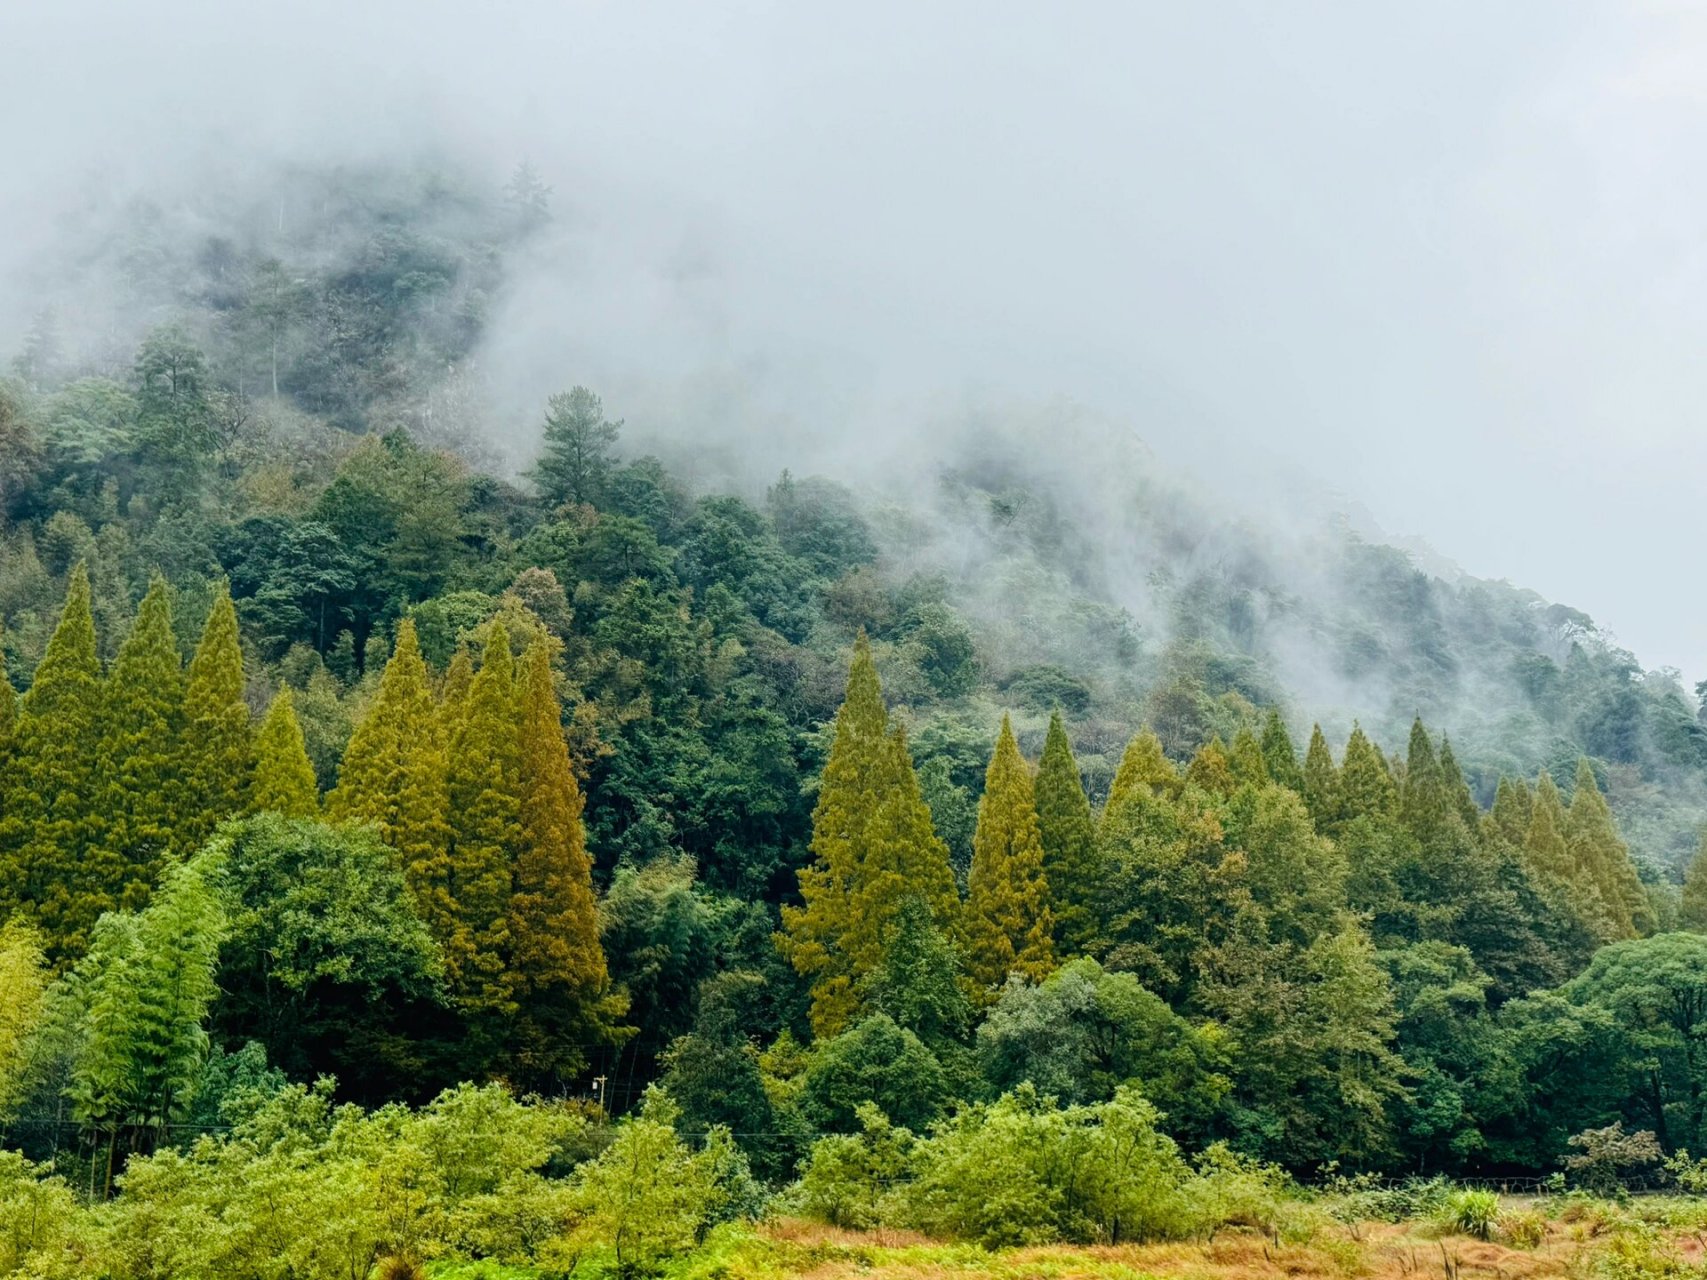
(747, 1216, 1611, 1280)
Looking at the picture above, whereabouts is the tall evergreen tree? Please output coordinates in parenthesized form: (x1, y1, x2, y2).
(508, 640, 618, 1081)
(445, 621, 522, 1014)
(1437, 738, 1481, 830)
(0, 620, 15, 762)
(530, 387, 622, 507)
(250, 689, 319, 819)
(1400, 719, 1447, 839)
(1260, 711, 1303, 793)
(1338, 725, 1397, 826)
(1228, 727, 1269, 787)
(1034, 711, 1100, 956)
(965, 715, 1054, 990)
(180, 586, 251, 848)
(95, 578, 186, 910)
(1184, 737, 1236, 796)
(780, 637, 957, 1036)
(1682, 834, 1707, 932)
(328, 619, 453, 950)
(1105, 728, 1178, 821)
(1302, 724, 1339, 828)
(1, 565, 105, 957)
(1566, 759, 1651, 940)
(1490, 777, 1533, 847)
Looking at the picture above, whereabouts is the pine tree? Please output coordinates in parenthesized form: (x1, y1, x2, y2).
(1682, 834, 1707, 932)
(965, 715, 1054, 990)
(848, 726, 961, 986)
(1400, 719, 1448, 839)
(1437, 738, 1481, 830)
(250, 689, 319, 819)
(508, 640, 616, 1080)
(1302, 725, 1339, 827)
(779, 636, 958, 1036)
(1228, 727, 1269, 787)
(1034, 711, 1100, 956)
(1338, 725, 1398, 826)
(1524, 771, 1593, 934)
(1105, 728, 1178, 821)
(1260, 711, 1303, 793)
(180, 586, 251, 848)
(328, 619, 454, 950)
(94, 578, 186, 910)
(0, 620, 15, 762)
(1490, 777, 1533, 847)
(1566, 759, 1651, 940)
(1185, 737, 1236, 796)
(1, 564, 105, 958)
(445, 620, 522, 1014)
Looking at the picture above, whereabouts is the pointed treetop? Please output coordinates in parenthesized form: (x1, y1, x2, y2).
(1339, 724, 1398, 825)
(1106, 728, 1179, 819)
(24, 561, 99, 712)
(1260, 710, 1303, 792)
(1185, 737, 1236, 796)
(251, 689, 320, 819)
(1228, 727, 1269, 787)
(1302, 724, 1339, 826)
(1034, 710, 1100, 957)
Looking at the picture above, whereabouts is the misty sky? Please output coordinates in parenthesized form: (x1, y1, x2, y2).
(5, 2, 1707, 676)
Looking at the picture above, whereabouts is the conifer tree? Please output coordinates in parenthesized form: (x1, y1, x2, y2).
(780, 636, 958, 1035)
(1105, 729, 1178, 821)
(1682, 834, 1707, 932)
(1260, 711, 1303, 793)
(1400, 719, 1448, 839)
(0, 620, 15, 762)
(250, 689, 319, 819)
(1034, 711, 1100, 956)
(508, 640, 616, 1080)
(965, 715, 1054, 990)
(1338, 725, 1398, 826)
(1228, 727, 1269, 787)
(1490, 777, 1533, 847)
(1302, 725, 1339, 827)
(439, 642, 474, 740)
(1437, 738, 1481, 830)
(1185, 737, 1236, 796)
(180, 586, 251, 848)
(445, 620, 522, 1014)
(1566, 759, 1651, 940)
(95, 578, 186, 910)
(1524, 771, 1593, 934)
(328, 619, 453, 950)
(1, 564, 104, 957)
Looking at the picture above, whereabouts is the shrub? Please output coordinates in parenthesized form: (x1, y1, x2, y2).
(791, 1103, 915, 1230)
(1502, 1209, 1547, 1249)
(1566, 1124, 1663, 1196)
(1439, 1188, 1500, 1241)
(897, 1084, 1192, 1247)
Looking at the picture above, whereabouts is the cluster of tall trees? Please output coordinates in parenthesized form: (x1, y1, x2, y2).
(0, 568, 615, 1106)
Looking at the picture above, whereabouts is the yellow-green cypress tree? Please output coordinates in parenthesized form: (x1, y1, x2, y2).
(1490, 777, 1533, 847)
(446, 620, 522, 1014)
(1260, 710, 1303, 793)
(1566, 759, 1651, 940)
(508, 640, 617, 1079)
(1105, 728, 1178, 822)
(2, 564, 104, 958)
(1339, 725, 1398, 825)
(95, 578, 186, 909)
(780, 636, 958, 1036)
(1524, 771, 1593, 933)
(329, 619, 454, 950)
(1682, 833, 1707, 932)
(1185, 737, 1237, 796)
(439, 642, 474, 740)
(1302, 724, 1339, 827)
(965, 715, 1054, 990)
(180, 585, 252, 847)
(849, 725, 962, 982)
(1228, 727, 1269, 787)
(1034, 711, 1100, 956)
(251, 689, 320, 819)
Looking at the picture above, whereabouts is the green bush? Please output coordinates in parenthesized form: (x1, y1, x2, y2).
(1439, 1188, 1500, 1240)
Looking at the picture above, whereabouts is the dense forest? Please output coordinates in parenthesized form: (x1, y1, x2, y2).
(6, 160, 1707, 1275)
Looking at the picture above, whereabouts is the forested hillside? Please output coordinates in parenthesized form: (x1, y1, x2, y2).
(6, 158, 1707, 1274)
